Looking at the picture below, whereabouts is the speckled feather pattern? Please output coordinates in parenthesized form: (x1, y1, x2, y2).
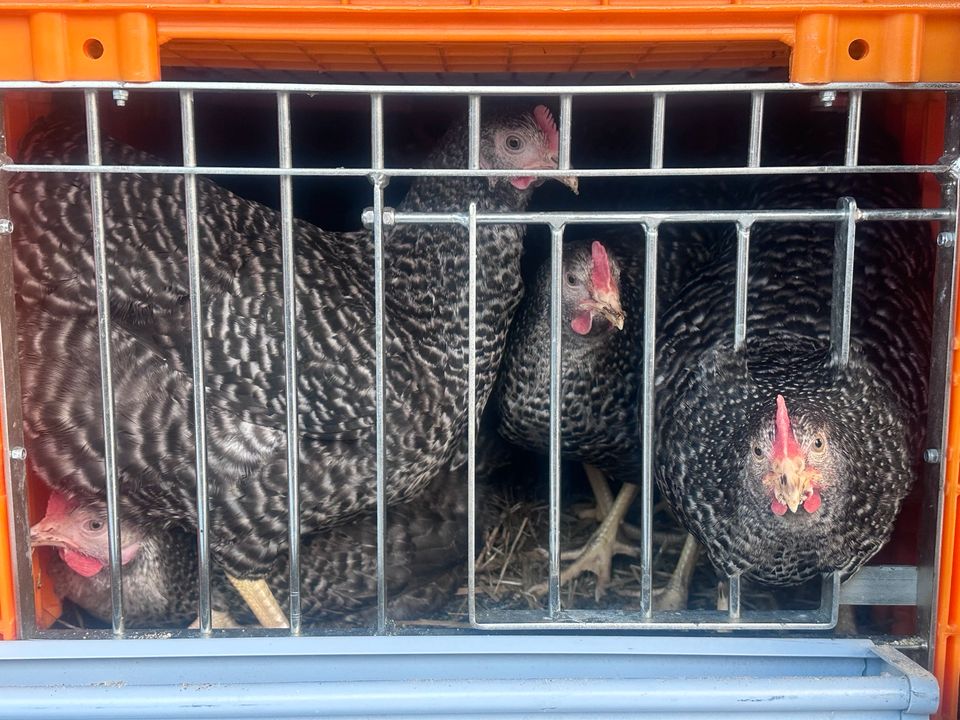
(49, 464, 484, 628)
(655, 169, 933, 586)
(12, 114, 538, 579)
(497, 232, 711, 485)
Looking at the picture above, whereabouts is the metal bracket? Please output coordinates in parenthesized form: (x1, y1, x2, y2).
(361, 206, 396, 229)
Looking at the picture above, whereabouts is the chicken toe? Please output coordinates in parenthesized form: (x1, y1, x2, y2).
(228, 576, 289, 628)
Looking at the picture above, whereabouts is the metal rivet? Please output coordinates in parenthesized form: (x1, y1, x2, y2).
(819, 90, 837, 108)
(112, 89, 129, 107)
(924, 448, 940, 464)
(10, 446, 26, 461)
(361, 208, 374, 228)
(0, 219, 13, 235)
(937, 232, 955, 248)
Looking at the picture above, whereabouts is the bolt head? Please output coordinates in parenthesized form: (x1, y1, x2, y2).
(924, 448, 941, 464)
(819, 90, 838, 107)
(112, 89, 129, 107)
(10, 447, 26, 461)
(938, 232, 955, 248)
(0, 219, 12, 235)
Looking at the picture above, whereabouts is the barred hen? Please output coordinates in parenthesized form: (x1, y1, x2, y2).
(655, 168, 932, 588)
(498, 239, 636, 596)
(31, 457, 486, 629)
(13, 104, 576, 626)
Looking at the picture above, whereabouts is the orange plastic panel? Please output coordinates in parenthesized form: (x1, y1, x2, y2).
(0, 2, 958, 81)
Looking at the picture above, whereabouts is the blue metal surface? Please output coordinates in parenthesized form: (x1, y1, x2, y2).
(0, 636, 938, 719)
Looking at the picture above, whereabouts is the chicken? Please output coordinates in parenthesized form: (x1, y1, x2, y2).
(498, 239, 635, 597)
(31, 457, 488, 629)
(655, 167, 932, 588)
(30, 491, 200, 628)
(12, 105, 577, 626)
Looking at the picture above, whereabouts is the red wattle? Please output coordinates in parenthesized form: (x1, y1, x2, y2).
(571, 311, 593, 335)
(510, 177, 534, 190)
(803, 491, 822, 513)
(60, 548, 105, 578)
(771, 500, 788, 516)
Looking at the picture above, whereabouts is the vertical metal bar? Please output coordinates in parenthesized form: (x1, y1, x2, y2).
(85, 90, 126, 636)
(466, 202, 478, 626)
(547, 223, 565, 618)
(727, 575, 742, 620)
(830, 197, 857, 368)
(467, 95, 480, 172)
(0, 96, 36, 638)
(179, 90, 212, 636)
(918, 92, 960, 666)
(823, 572, 841, 627)
(733, 221, 751, 350)
(640, 223, 658, 618)
(650, 93, 666, 170)
(747, 91, 764, 168)
(465, 96, 480, 625)
(844, 91, 862, 167)
(277, 91, 301, 635)
(370, 92, 388, 634)
(558, 95, 572, 172)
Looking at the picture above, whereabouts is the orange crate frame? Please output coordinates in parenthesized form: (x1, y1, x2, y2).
(0, 1, 958, 82)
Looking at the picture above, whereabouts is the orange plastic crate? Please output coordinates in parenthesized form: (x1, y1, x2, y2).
(0, 1, 958, 82)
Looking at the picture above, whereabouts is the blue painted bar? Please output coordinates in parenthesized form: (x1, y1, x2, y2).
(0, 636, 937, 718)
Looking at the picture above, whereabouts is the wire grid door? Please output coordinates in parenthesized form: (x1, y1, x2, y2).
(0, 81, 957, 648)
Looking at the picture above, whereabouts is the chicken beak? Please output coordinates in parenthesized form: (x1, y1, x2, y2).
(770, 456, 811, 514)
(30, 521, 63, 548)
(589, 288, 625, 330)
(558, 175, 579, 194)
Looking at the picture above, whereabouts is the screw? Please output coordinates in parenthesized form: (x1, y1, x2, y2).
(112, 89, 129, 107)
(819, 90, 838, 108)
(938, 232, 955, 248)
(924, 448, 940, 464)
(0, 219, 12, 235)
(10, 447, 26, 461)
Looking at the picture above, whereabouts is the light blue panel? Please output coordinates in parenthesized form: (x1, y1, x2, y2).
(0, 635, 939, 719)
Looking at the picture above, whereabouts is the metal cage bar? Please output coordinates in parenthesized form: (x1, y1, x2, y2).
(640, 223, 658, 618)
(547, 223, 566, 617)
(179, 90, 214, 636)
(370, 92, 389, 634)
(277, 91, 303, 635)
(2, 82, 949, 640)
(830, 197, 857, 367)
(84, 91, 126, 636)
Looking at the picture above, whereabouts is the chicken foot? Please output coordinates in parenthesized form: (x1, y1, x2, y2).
(572, 464, 644, 541)
(653, 533, 699, 611)
(228, 575, 289, 628)
(531, 479, 639, 601)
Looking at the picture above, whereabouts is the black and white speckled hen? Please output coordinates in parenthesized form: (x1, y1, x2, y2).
(31, 462, 481, 629)
(13, 105, 576, 626)
(497, 239, 637, 596)
(655, 168, 932, 588)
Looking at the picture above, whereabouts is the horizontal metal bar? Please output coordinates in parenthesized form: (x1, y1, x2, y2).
(840, 566, 919, 606)
(0, 636, 938, 718)
(4, 163, 948, 178)
(387, 208, 952, 226)
(1, 80, 958, 94)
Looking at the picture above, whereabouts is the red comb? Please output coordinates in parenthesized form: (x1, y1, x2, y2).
(591, 241, 614, 294)
(44, 491, 72, 520)
(533, 105, 559, 155)
(773, 395, 802, 461)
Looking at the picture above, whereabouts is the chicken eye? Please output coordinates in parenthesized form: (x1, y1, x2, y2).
(85, 519, 104, 532)
(812, 435, 827, 452)
(566, 273, 580, 287)
(504, 134, 524, 152)
(753, 446, 764, 458)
